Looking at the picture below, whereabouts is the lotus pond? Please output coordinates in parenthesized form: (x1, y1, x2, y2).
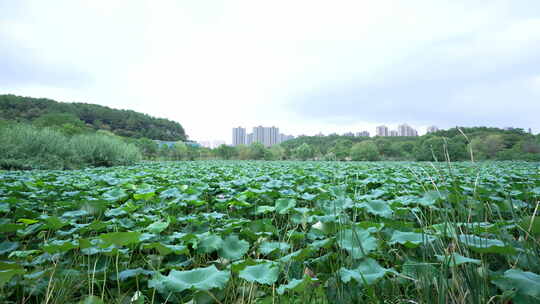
(1, 161, 539, 303)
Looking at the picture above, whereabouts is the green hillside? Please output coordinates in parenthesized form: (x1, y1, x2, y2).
(0, 94, 186, 141)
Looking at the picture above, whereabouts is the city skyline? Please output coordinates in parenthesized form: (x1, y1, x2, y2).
(191, 123, 538, 144)
(232, 126, 294, 147)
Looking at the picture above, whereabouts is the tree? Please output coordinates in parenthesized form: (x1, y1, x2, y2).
(248, 143, 269, 160)
(136, 138, 159, 159)
(33, 112, 89, 135)
(329, 139, 352, 160)
(269, 145, 285, 160)
(215, 144, 237, 160)
(236, 145, 251, 160)
(414, 136, 447, 161)
(171, 142, 188, 160)
(470, 134, 504, 159)
(294, 143, 314, 160)
(350, 141, 380, 161)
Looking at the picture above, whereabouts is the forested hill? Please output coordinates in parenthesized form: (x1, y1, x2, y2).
(0, 94, 186, 141)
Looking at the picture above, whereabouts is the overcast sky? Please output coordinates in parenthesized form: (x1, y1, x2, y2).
(1, 1, 539, 143)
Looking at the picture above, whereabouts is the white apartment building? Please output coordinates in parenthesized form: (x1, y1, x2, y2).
(232, 127, 246, 146)
(398, 124, 419, 136)
(235, 126, 289, 147)
(376, 125, 389, 136)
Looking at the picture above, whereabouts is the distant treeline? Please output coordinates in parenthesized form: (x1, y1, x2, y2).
(0, 94, 186, 141)
(135, 127, 540, 162)
(276, 127, 540, 161)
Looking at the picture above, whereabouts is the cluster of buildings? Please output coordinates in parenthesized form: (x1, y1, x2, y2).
(233, 126, 295, 147)
(375, 124, 438, 137)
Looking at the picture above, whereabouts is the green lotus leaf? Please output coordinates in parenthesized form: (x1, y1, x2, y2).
(159, 187, 182, 199)
(133, 187, 156, 200)
(337, 228, 377, 259)
(146, 221, 169, 234)
(0, 202, 9, 213)
(358, 200, 393, 218)
(102, 188, 129, 202)
(419, 191, 441, 206)
(42, 216, 68, 230)
(458, 234, 516, 254)
(0, 268, 26, 287)
(61, 210, 88, 218)
(0, 223, 24, 233)
(436, 253, 481, 267)
(492, 269, 540, 299)
(255, 206, 275, 215)
(118, 268, 154, 281)
(279, 248, 315, 263)
(277, 275, 318, 295)
(8, 250, 40, 259)
(152, 265, 230, 292)
(218, 235, 250, 260)
(99, 231, 142, 247)
(258, 241, 290, 255)
(300, 193, 317, 201)
(239, 261, 279, 285)
(275, 198, 296, 214)
(389, 231, 437, 248)
(42, 239, 79, 254)
(339, 258, 396, 285)
(0, 241, 19, 255)
(143, 243, 188, 255)
(198, 234, 223, 253)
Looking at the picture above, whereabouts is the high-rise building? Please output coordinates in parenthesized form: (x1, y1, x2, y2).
(343, 132, 354, 137)
(356, 131, 370, 137)
(376, 125, 389, 136)
(246, 133, 254, 145)
(249, 126, 281, 146)
(390, 130, 398, 136)
(253, 126, 265, 145)
(398, 124, 418, 136)
(427, 126, 439, 134)
(232, 127, 246, 146)
(269, 126, 279, 146)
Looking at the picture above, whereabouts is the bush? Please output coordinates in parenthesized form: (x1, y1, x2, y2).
(350, 141, 380, 161)
(70, 133, 141, 167)
(0, 124, 73, 169)
(0, 123, 141, 170)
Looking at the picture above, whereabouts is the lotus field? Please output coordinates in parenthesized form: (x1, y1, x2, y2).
(1, 161, 540, 303)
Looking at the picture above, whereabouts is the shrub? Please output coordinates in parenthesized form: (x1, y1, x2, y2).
(70, 133, 141, 167)
(0, 124, 72, 169)
(350, 141, 380, 161)
(0, 123, 141, 170)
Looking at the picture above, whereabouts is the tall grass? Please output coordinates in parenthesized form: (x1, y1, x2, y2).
(0, 123, 141, 170)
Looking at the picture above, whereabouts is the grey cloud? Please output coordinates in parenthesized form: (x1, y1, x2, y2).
(0, 34, 92, 89)
(289, 25, 540, 131)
